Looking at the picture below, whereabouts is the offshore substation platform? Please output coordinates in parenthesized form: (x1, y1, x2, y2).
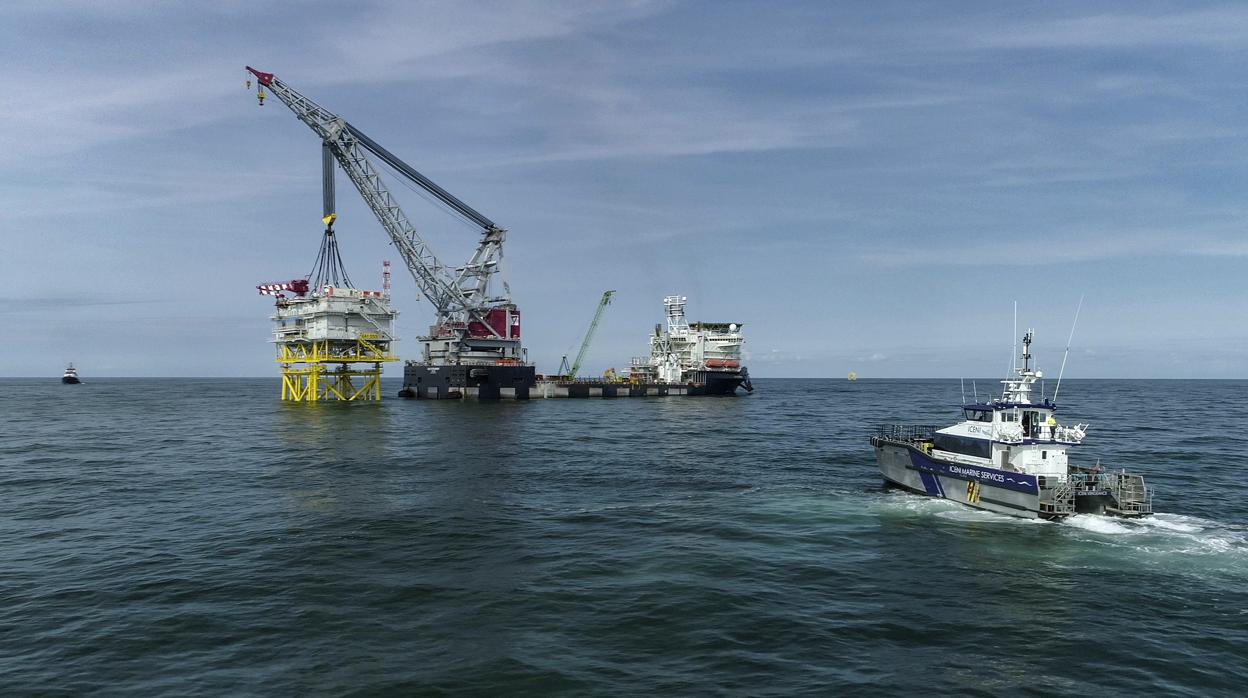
(257, 211, 398, 402)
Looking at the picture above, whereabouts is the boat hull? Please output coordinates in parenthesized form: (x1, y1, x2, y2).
(690, 369, 751, 395)
(61, 376, 80, 384)
(873, 440, 1046, 519)
(398, 365, 751, 400)
(399, 363, 536, 400)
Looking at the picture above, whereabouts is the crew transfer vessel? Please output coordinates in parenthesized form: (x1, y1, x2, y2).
(870, 331, 1152, 520)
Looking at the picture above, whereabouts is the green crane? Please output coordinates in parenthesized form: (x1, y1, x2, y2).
(559, 291, 616, 379)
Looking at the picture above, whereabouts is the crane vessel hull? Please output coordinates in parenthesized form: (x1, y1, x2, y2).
(398, 364, 536, 400)
(397, 294, 752, 400)
(396, 366, 747, 400)
(531, 371, 747, 398)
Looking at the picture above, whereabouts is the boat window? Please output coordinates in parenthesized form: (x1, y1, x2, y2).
(1000, 411, 1018, 422)
(934, 434, 992, 459)
(1042, 451, 1047, 459)
(963, 409, 992, 422)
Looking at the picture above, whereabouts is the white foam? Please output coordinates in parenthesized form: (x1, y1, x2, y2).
(1064, 514, 1132, 534)
(1135, 514, 1203, 534)
(878, 491, 1046, 524)
(1059, 510, 1248, 573)
(877, 491, 960, 515)
(876, 496, 1248, 564)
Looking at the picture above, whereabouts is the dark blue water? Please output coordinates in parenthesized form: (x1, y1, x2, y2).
(2, 378, 1245, 695)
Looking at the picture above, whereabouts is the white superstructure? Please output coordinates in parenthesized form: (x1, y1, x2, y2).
(631, 295, 747, 385)
(263, 281, 399, 402)
(272, 285, 396, 348)
(930, 330, 1088, 480)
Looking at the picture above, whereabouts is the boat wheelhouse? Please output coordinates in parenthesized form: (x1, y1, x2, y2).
(871, 330, 1152, 520)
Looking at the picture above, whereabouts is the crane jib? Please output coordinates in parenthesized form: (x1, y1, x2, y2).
(245, 64, 513, 335)
(343, 123, 498, 232)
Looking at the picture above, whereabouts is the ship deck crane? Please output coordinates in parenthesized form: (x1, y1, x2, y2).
(245, 67, 526, 381)
(559, 290, 615, 379)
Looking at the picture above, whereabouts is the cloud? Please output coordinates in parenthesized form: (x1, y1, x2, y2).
(326, 1, 671, 79)
(856, 225, 1248, 268)
(3, 167, 313, 220)
(750, 348, 805, 365)
(0, 295, 169, 314)
(0, 2, 673, 167)
(972, 7, 1248, 50)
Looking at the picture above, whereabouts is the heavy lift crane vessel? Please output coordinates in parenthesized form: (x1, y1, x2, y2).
(246, 66, 535, 399)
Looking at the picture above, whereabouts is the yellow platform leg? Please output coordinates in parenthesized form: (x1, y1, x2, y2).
(276, 338, 396, 402)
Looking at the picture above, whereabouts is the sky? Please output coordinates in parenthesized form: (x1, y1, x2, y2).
(1, 0, 1246, 378)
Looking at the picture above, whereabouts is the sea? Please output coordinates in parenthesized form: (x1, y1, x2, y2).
(2, 378, 1245, 696)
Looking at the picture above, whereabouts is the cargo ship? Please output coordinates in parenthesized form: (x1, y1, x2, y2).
(869, 330, 1152, 520)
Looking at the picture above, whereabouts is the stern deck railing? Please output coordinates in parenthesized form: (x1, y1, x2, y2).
(878, 427, 938, 442)
(873, 425, 937, 444)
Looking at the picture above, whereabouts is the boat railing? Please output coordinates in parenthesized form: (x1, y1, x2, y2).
(1042, 471, 1153, 517)
(874, 425, 937, 444)
(1106, 471, 1153, 516)
(1038, 478, 1075, 516)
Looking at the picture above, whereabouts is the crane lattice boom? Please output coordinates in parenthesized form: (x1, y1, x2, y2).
(245, 66, 509, 335)
(568, 290, 615, 379)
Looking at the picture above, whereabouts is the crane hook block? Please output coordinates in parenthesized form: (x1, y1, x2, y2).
(323, 213, 337, 227)
(257, 87, 265, 106)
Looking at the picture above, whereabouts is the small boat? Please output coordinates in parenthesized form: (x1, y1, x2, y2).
(62, 363, 81, 384)
(870, 330, 1152, 521)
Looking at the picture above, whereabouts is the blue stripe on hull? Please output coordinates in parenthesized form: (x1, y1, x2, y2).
(918, 470, 942, 497)
(906, 449, 1039, 494)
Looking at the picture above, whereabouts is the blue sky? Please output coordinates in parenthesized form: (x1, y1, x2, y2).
(1, 1, 1245, 378)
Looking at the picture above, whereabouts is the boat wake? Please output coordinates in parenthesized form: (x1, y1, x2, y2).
(877, 490, 1047, 524)
(1062, 512, 1248, 571)
(879, 492, 1246, 556)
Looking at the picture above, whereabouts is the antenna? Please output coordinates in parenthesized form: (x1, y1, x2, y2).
(961, 377, 967, 405)
(1021, 329, 1033, 371)
(1052, 294, 1085, 404)
(1012, 300, 1018, 375)
(973, 380, 979, 403)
